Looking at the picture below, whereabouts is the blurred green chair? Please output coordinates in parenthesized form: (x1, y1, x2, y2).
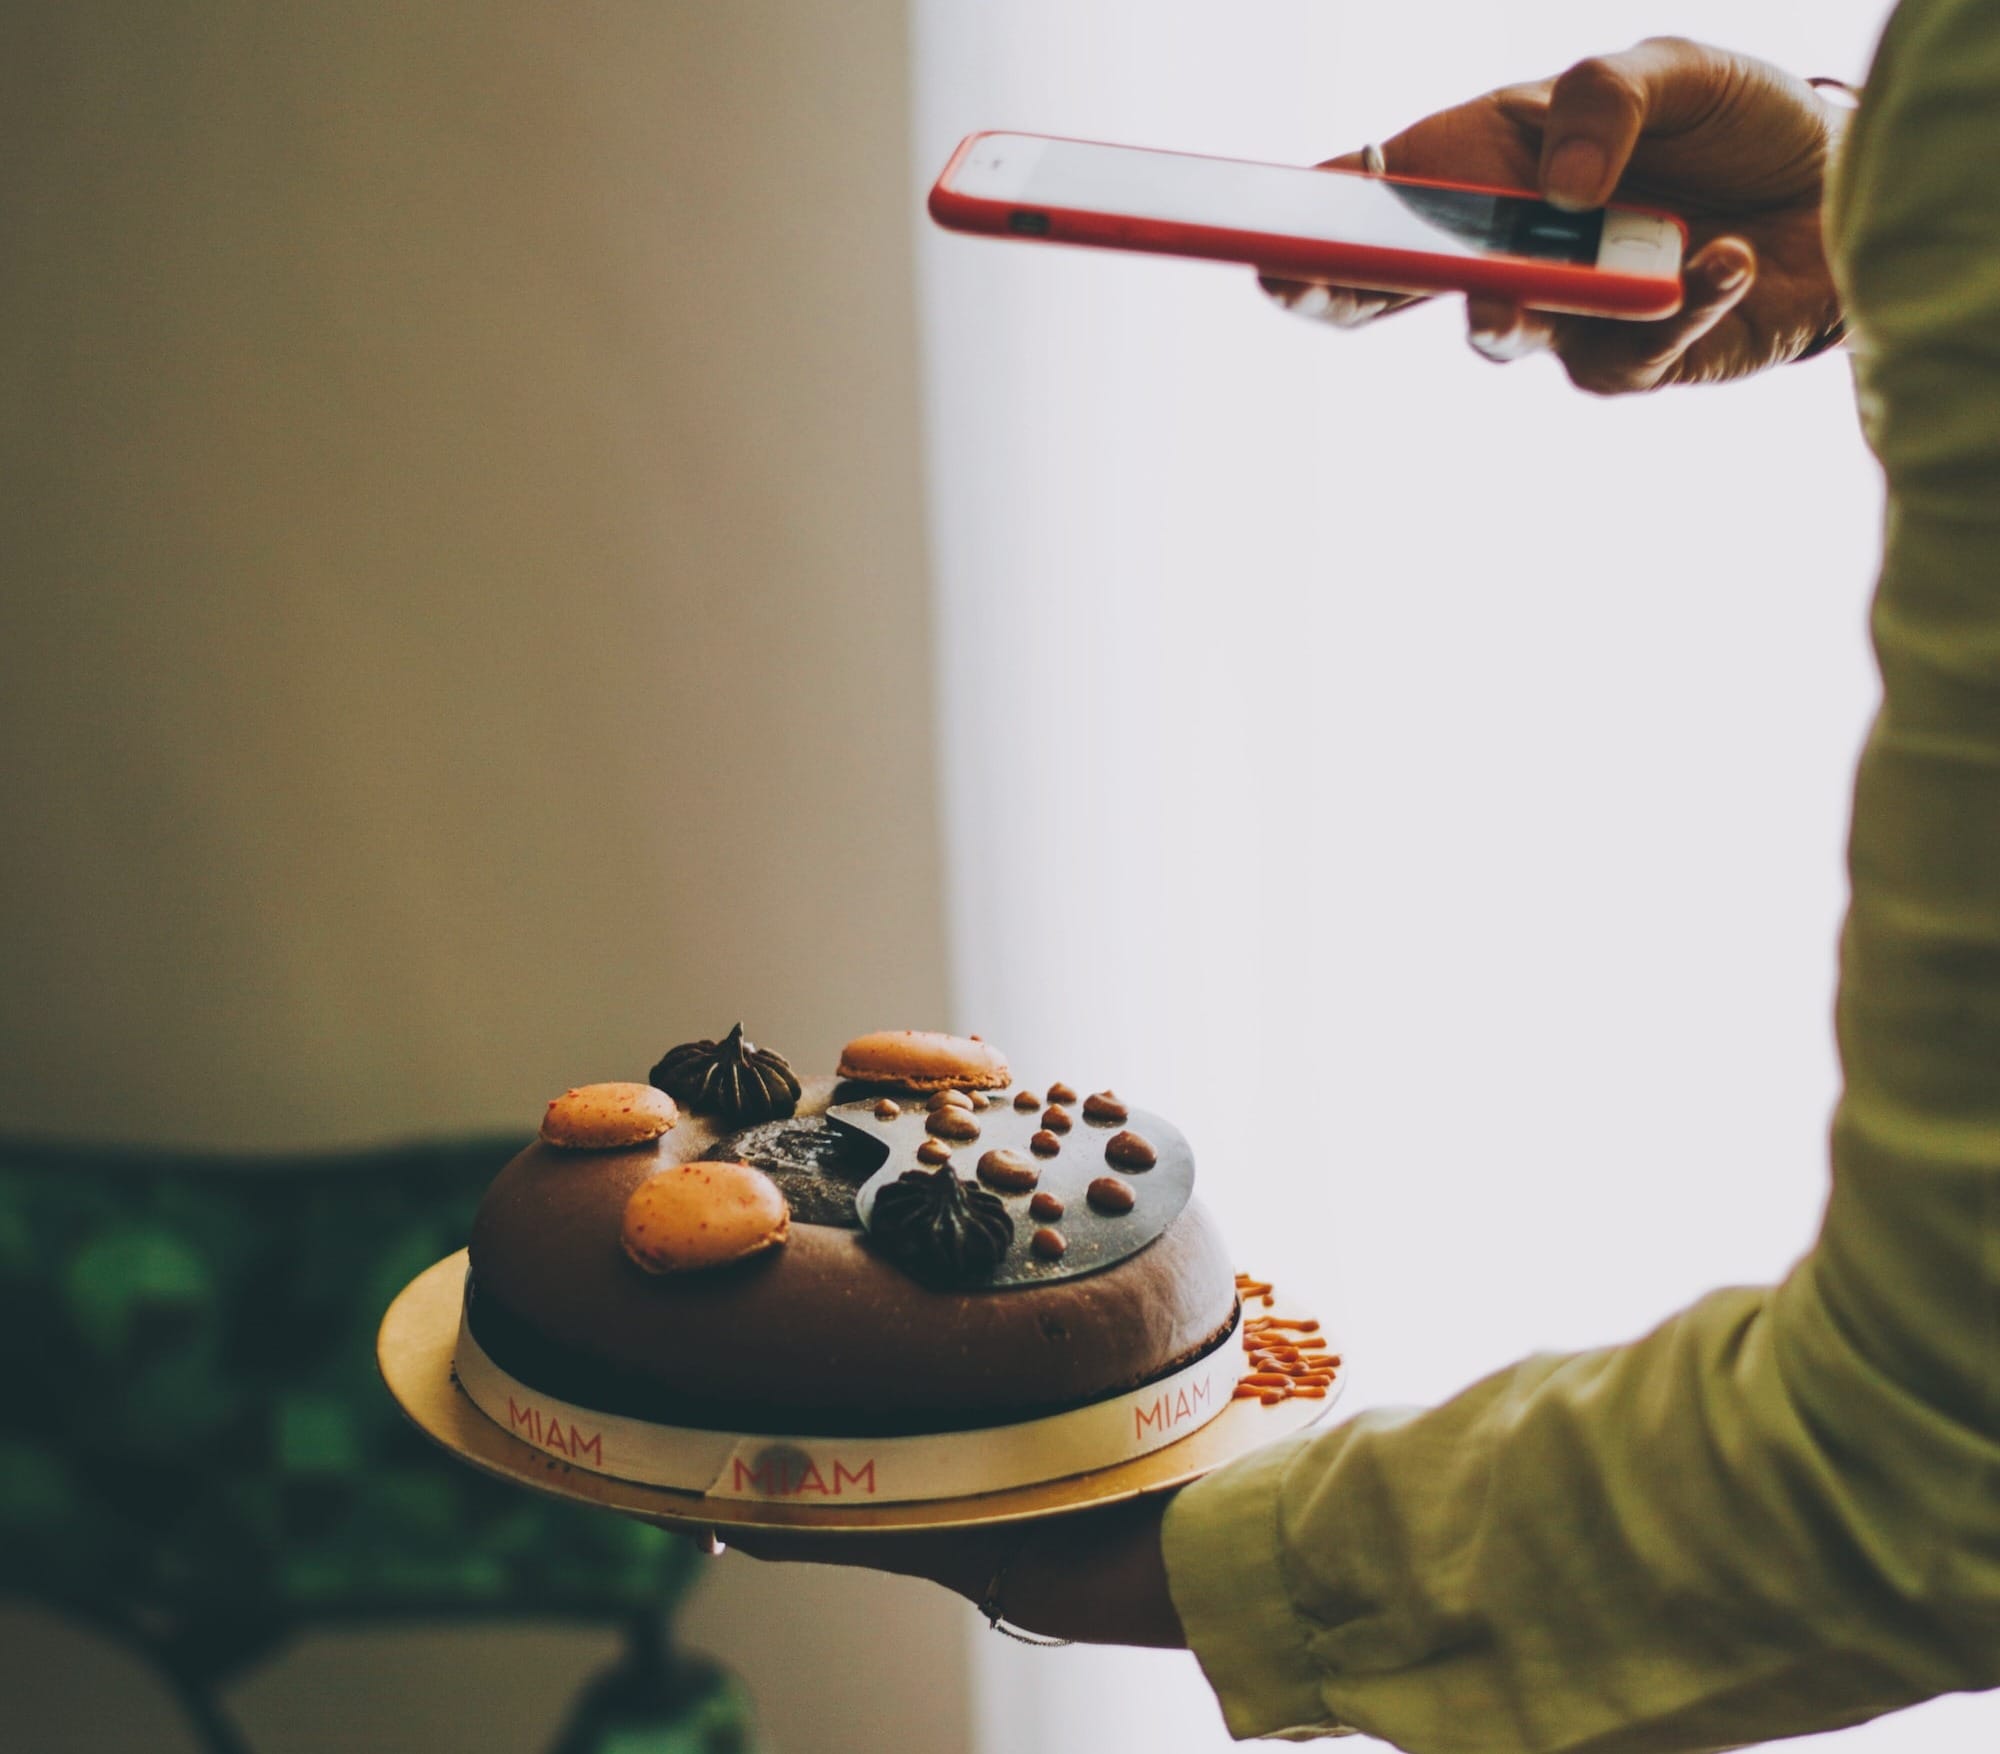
(0, 1137, 752, 1754)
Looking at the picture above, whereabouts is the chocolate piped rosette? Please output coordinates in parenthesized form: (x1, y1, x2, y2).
(456, 1027, 1257, 1507)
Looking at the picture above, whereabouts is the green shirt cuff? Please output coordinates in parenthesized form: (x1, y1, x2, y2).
(1163, 1429, 1350, 1741)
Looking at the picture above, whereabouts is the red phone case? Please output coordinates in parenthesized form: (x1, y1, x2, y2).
(929, 131, 1687, 321)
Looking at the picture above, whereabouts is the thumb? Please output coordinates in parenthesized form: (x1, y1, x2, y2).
(1538, 36, 1741, 210)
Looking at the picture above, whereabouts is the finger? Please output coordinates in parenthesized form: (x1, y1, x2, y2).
(1264, 142, 1430, 328)
(1465, 295, 1558, 363)
(1656, 237, 1756, 352)
(724, 1529, 895, 1568)
(1561, 237, 1755, 392)
(1492, 81, 1557, 138)
(725, 1525, 1003, 1599)
(1260, 275, 1425, 328)
(1539, 37, 1739, 210)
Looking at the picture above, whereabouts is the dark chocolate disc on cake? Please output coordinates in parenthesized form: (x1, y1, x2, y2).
(838, 1089, 1194, 1287)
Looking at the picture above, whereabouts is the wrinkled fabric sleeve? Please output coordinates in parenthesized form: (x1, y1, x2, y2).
(1163, 2, 2000, 1747)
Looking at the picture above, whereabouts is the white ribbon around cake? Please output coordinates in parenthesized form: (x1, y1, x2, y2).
(453, 1278, 1242, 1505)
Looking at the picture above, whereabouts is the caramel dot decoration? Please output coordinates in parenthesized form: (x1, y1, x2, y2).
(1030, 1191, 1065, 1221)
(926, 1106, 981, 1143)
(1012, 1089, 1041, 1111)
(1047, 1081, 1078, 1106)
(541, 1082, 679, 1150)
(1083, 1090, 1128, 1125)
(917, 1137, 953, 1166)
(874, 1098, 902, 1120)
(1031, 1226, 1068, 1260)
(1104, 1130, 1157, 1170)
(1029, 1129, 1062, 1157)
(977, 1148, 1039, 1193)
(1087, 1174, 1136, 1215)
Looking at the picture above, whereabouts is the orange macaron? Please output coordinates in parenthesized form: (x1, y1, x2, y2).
(619, 1161, 791, 1275)
(540, 1081, 679, 1150)
(836, 1029, 1010, 1092)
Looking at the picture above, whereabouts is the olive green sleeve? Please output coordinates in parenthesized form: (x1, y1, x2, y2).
(1163, 3, 2000, 1746)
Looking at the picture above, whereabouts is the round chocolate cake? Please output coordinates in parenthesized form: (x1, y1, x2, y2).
(463, 1028, 1240, 1468)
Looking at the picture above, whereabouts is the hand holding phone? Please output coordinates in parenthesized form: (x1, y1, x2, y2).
(931, 132, 1687, 321)
(1266, 39, 1847, 392)
(931, 43, 1848, 391)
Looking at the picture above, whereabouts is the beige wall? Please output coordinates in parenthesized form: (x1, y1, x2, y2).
(0, 0, 948, 1149)
(0, 3, 966, 1748)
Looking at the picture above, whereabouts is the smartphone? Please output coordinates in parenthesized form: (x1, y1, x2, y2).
(930, 131, 1687, 320)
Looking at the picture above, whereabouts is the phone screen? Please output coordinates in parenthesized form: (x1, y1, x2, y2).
(969, 136, 1607, 265)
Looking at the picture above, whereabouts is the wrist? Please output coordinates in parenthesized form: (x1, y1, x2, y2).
(1794, 313, 1848, 361)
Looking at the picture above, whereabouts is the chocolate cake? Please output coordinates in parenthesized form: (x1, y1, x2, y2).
(460, 1028, 1241, 1491)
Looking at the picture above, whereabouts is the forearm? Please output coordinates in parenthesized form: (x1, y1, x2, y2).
(1165, 1269, 1993, 1750)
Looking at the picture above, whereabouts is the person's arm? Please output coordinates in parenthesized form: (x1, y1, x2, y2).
(1163, 6, 2000, 1745)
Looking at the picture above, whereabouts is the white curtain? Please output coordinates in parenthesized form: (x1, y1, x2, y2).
(911, 3, 1999, 1752)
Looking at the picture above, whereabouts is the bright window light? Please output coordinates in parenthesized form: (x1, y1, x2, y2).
(912, 4, 1998, 1752)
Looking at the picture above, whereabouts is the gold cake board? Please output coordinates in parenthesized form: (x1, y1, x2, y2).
(379, 1251, 1341, 1535)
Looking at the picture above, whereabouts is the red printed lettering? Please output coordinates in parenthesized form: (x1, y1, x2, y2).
(732, 1457, 782, 1495)
(832, 1459, 877, 1496)
(1135, 1378, 1215, 1442)
(505, 1397, 601, 1465)
(732, 1451, 878, 1496)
